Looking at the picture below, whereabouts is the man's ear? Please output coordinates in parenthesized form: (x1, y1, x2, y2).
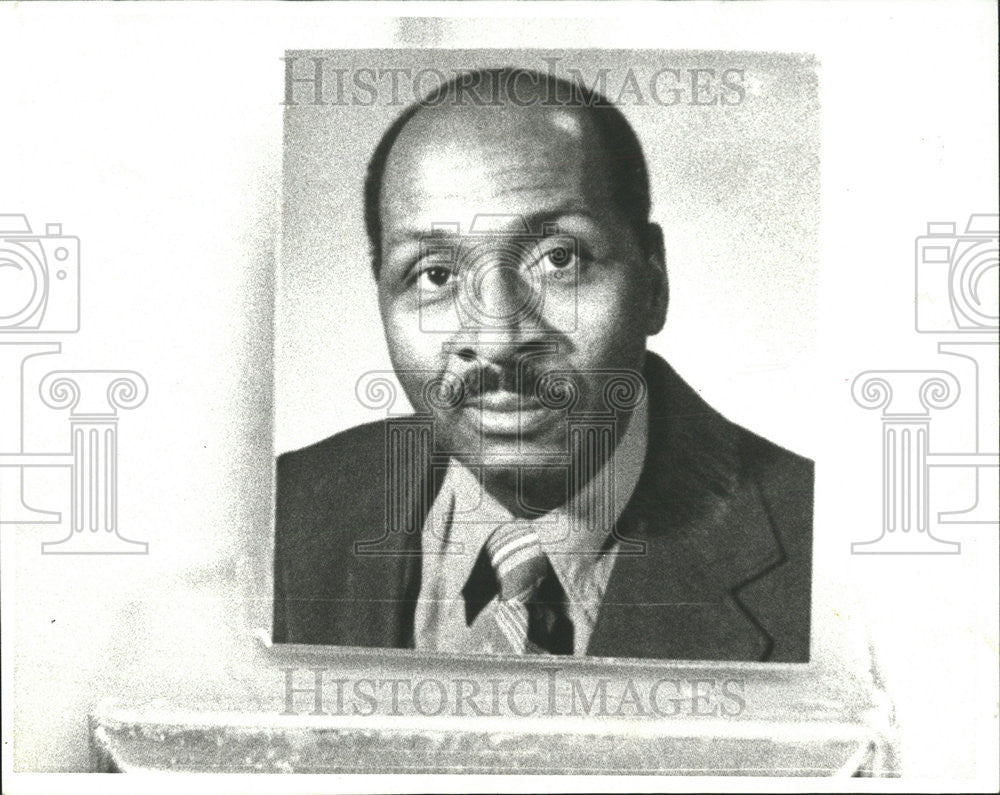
(643, 222, 668, 336)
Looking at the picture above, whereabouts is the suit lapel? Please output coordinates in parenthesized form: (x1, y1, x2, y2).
(588, 354, 785, 661)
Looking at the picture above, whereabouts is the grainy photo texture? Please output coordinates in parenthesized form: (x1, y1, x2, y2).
(273, 51, 817, 661)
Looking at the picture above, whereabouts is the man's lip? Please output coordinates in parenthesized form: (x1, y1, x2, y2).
(459, 390, 552, 436)
(464, 389, 542, 412)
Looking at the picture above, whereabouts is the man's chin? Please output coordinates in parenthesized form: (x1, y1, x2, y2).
(447, 430, 571, 469)
(453, 452, 567, 471)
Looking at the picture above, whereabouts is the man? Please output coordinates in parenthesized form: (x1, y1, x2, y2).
(274, 68, 813, 661)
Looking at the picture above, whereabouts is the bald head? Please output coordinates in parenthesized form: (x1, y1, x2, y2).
(364, 68, 651, 275)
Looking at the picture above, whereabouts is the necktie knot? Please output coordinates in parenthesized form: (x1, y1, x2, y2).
(484, 522, 547, 602)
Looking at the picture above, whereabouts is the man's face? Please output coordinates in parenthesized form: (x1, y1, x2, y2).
(376, 100, 666, 466)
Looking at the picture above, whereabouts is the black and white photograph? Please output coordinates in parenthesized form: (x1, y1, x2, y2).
(273, 52, 817, 662)
(1, 2, 997, 791)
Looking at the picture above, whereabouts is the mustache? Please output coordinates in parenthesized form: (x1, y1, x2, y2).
(413, 363, 648, 414)
(470, 360, 548, 398)
(421, 359, 578, 408)
(460, 359, 554, 400)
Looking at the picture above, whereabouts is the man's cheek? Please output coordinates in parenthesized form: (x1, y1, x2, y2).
(382, 314, 425, 365)
(574, 294, 645, 358)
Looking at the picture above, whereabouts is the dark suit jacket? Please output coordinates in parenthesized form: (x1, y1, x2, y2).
(274, 353, 813, 662)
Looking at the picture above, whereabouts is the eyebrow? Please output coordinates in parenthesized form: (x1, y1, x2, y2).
(384, 204, 600, 248)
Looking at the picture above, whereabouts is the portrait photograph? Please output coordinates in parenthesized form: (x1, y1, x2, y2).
(273, 49, 818, 662)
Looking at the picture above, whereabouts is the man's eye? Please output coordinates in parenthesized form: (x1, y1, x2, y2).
(416, 265, 453, 291)
(537, 244, 579, 276)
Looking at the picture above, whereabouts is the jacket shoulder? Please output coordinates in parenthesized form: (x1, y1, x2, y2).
(738, 429, 814, 535)
(275, 419, 391, 551)
(277, 420, 387, 497)
(739, 430, 813, 492)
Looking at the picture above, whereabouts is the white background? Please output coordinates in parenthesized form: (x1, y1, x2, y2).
(1, 2, 997, 791)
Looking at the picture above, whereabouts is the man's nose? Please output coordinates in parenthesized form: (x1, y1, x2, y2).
(452, 258, 547, 362)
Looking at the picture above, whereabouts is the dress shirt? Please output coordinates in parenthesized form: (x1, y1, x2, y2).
(413, 402, 648, 655)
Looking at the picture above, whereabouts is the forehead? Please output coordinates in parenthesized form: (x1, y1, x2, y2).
(379, 103, 613, 237)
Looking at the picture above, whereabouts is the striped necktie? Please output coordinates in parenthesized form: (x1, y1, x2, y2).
(476, 522, 573, 654)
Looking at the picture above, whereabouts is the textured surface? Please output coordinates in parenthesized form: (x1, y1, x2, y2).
(91, 720, 883, 775)
(89, 647, 898, 776)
